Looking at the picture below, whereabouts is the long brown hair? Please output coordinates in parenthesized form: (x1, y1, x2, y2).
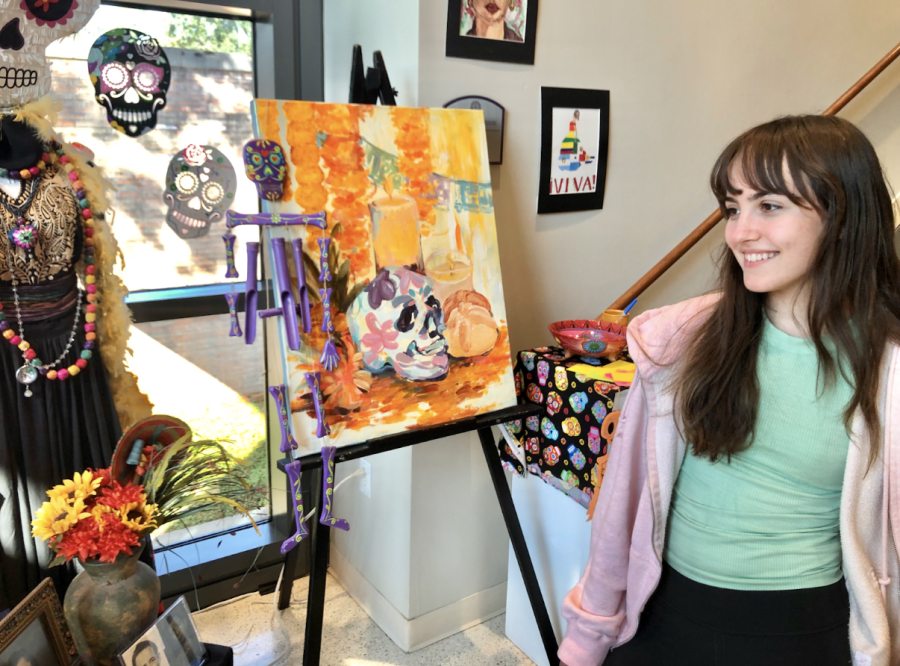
(676, 115, 900, 465)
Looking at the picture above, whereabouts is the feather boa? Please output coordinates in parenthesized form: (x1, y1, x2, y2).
(15, 96, 153, 428)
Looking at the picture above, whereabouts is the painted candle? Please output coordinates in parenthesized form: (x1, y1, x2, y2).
(370, 193, 421, 271)
(425, 249, 474, 303)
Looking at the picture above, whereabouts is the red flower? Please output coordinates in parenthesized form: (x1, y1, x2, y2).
(97, 481, 144, 510)
(94, 514, 139, 563)
(92, 468, 112, 488)
(58, 517, 101, 562)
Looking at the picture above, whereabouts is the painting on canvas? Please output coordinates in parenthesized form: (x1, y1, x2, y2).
(254, 101, 516, 452)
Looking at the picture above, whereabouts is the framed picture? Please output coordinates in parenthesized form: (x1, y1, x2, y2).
(119, 597, 206, 666)
(0, 578, 77, 666)
(444, 95, 506, 164)
(445, 0, 538, 65)
(537, 87, 610, 214)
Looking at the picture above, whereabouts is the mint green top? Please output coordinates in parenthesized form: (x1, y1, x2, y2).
(664, 317, 854, 590)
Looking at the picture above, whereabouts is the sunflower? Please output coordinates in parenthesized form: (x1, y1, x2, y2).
(116, 501, 158, 534)
(31, 497, 90, 541)
(46, 470, 102, 503)
(90, 503, 113, 531)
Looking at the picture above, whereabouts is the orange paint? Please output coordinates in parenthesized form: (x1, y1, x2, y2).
(258, 100, 292, 202)
(283, 101, 327, 213)
(391, 108, 436, 229)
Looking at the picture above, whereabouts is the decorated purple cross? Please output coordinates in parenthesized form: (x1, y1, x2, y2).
(319, 446, 349, 531)
(320, 287, 334, 333)
(269, 384, 299, 452)
(226, 210, 327, 230)
(271, 237, 301, 350)
(224, 293, 242, 337)
(304, 371, 331, 438)
(318, 237, 331, 282)
(244, 242, 259, 345)
(292, 238, 312, 334)
(281, 460, 310, 554)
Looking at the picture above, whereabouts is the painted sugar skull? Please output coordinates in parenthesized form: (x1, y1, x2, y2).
(87, 28, 170, 137)
(537, 360, 550, 386)
(243, 139, 286, 201)
(348, 267, 449, 381)
(0, 0, 99, 106)
(164, 145, 237, 239)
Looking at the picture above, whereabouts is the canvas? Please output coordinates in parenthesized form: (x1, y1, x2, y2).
(254, 100, 516, 452)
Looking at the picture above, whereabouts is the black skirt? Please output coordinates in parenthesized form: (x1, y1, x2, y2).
(604, 561, 852, 666)
(0, 303, 120, 610)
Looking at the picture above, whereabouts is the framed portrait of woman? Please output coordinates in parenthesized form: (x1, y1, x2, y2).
(445, 0, 539, 64)
(0, 578, 77, 666)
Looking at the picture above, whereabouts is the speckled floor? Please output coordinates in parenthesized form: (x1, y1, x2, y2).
(192, 572, 535, 666)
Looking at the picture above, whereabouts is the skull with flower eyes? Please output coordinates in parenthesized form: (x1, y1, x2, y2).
(164, 144, 237, 239)
(87, 28, 170, 137)
(0, 0, 99, 106)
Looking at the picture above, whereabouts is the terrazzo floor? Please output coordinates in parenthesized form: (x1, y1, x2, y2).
(192, 572, 536, 666)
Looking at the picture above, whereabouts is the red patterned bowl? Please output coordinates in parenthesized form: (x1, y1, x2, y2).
(548, 319, 628, 358)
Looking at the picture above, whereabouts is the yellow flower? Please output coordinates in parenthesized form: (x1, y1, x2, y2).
(31, 497, 90, 541)
(117, 502, 158, 534)
(47, 471, 101, 503)
(91, 503, 113, 531)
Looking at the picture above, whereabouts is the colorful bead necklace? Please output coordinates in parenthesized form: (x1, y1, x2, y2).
(0, 142, 100, 397)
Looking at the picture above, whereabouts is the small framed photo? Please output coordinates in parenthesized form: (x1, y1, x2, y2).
(119, 597, 206, 666)
(538, 87, 610, 215)
(0, 578, 77, 666)
(445, 0, 539, 65)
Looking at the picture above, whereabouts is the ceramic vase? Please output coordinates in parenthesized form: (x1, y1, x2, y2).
(63, 544, 160, 666)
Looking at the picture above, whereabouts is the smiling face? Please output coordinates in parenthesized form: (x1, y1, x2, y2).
(471, 0, 510, 24)
(723, 165, 824, 315)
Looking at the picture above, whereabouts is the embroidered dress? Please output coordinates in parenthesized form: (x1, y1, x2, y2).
(0, 164, 120, 609)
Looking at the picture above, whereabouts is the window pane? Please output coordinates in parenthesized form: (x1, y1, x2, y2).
(48, 6, 258, 292)
(128, 314, 269, 540)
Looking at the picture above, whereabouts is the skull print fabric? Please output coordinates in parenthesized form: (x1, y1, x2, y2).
(87, 28, 170, 137)
(164, 144, 236, 239)
(0, 0, 98, 106)
(243, 139, 286, 201)
(498, 346, 628, 508)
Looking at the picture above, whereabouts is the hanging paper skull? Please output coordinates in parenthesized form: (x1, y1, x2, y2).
(87, 28, 170, 137)
(347, 267, 449, 381)
(0, 0, 99, 106)
(164, 144, 237, 239)
(243, 139, 286, 201)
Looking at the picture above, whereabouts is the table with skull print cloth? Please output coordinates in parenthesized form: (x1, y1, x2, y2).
(499, 347, 629, 508)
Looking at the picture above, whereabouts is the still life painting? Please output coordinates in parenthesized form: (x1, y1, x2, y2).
(254, 100, 516, 451)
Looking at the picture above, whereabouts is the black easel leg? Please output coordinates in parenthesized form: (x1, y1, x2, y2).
(302, 468, 330, 666)
(477, 426, 559, 665)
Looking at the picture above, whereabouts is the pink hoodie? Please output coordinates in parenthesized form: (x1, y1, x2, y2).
(558, 294, 900, 666)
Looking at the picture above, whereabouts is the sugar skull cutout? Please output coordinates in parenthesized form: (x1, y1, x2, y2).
(0, 0, 98, 106)
(347, 267, 449, 381)
(164, 144, 237, 239)
(243, 139, 286, 201)
(87, 29, 170, 137)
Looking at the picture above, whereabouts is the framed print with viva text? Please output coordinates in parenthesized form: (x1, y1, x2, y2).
(445, 0, 538, 65)
(538, 87, 610, 214)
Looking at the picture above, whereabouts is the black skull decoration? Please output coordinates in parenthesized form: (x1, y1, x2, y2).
(87, 28, 170, 137)
(164, 144, 237, 239)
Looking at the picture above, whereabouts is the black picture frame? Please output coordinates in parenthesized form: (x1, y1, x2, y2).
(445, 0, 539, 65)
(537, 87, 610, 215)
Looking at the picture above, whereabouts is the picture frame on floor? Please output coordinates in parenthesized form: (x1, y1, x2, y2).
(0, 578, 78, 666)
(119, 597, 207, 666)
(445, 0, 539, 64)
(538, 87, 611, 214)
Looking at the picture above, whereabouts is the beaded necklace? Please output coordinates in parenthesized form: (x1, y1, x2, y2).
(0, 143, 100, 397)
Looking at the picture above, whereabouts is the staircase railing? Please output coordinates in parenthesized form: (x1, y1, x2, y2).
(609, 40, 900, 311)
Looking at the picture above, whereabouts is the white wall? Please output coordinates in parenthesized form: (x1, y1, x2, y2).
(417, 0, 900, 354)
(323, 0, 419, 106)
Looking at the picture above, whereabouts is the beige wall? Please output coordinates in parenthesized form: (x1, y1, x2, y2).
(417, 0, 900, 354)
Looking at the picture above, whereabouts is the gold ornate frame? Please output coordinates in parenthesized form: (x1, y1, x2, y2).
(0, 578, 76, 665)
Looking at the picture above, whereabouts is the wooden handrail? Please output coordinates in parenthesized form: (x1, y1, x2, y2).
(609, 39, 900, 311)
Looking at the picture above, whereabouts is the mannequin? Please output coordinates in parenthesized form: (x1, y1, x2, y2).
(0, 2, 151, 609)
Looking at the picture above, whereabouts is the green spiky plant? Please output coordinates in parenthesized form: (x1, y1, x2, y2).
(139, 434, 264, 535)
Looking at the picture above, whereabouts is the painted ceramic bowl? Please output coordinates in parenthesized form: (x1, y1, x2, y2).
(548, 319, 628, 358)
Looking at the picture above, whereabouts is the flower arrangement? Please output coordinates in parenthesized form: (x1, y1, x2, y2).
(32, 469, 157, 565)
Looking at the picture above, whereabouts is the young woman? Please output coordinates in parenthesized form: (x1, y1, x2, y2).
(558, 115, 900, 666)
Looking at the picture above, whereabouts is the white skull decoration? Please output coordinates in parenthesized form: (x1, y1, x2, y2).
(163, 144, 237, 239)
(347, 267, 449, 381)
(0, 0, 98, 106)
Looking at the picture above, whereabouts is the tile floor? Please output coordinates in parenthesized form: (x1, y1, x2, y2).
(192, 572, 536, 666)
